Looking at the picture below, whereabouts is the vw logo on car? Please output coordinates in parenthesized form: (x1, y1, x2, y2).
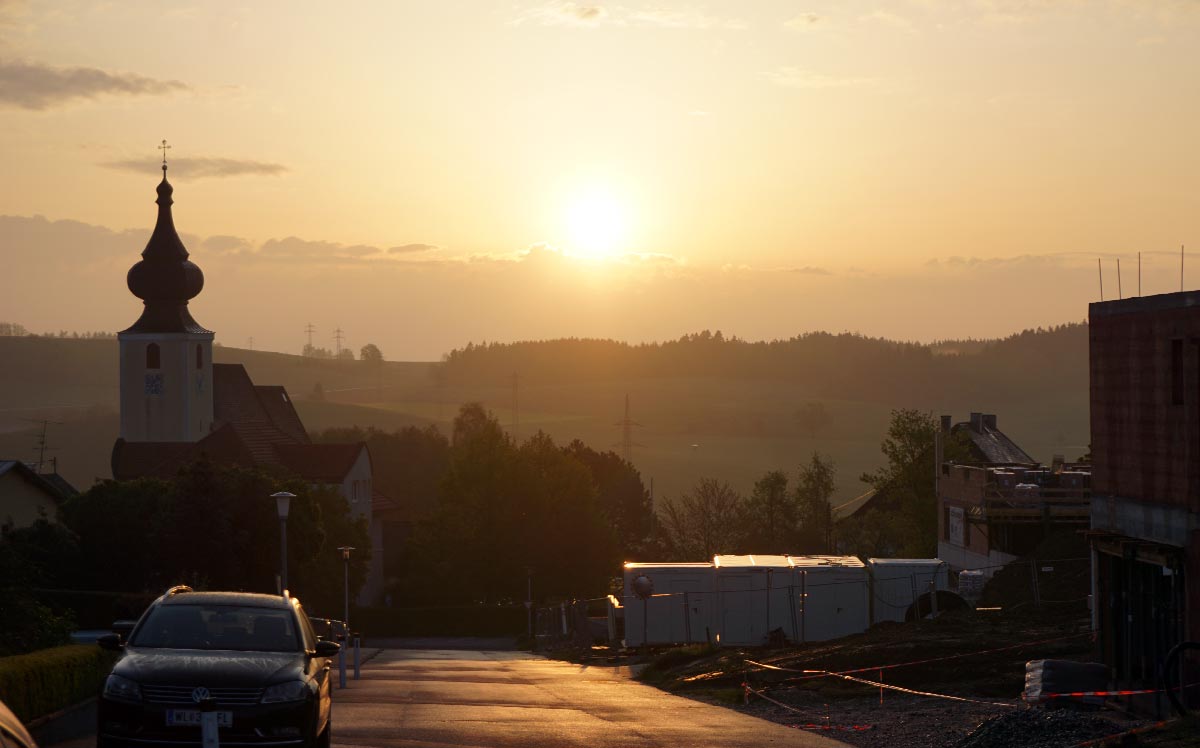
(191, 687, 211, 704)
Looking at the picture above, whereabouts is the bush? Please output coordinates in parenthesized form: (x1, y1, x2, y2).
(30, 589, 155, 630)
(0, 593, 75, 657)
(0, 645, 117, 722)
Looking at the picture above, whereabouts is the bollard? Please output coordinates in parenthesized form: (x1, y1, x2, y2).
(199, 697, 219, 748)
(353, 635, 361, 680)
(338, 647, 347, 689)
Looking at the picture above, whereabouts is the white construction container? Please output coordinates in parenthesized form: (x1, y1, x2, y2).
(868, 558, 950, 623)
(788, 556, 871, 643)
(622, 562, 714, 646)
(712, 555, 870, 646)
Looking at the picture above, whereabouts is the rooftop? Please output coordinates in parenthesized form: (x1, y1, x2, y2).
(1090, 289, 1200, 318)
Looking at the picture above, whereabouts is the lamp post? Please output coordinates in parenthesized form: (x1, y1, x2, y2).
(337, 546, 355, 628)
(271, 492, 295, 593)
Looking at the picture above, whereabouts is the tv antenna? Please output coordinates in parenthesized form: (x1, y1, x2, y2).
(24, 418, 63, 473)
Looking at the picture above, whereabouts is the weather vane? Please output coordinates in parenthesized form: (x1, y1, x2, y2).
(158, 139, 171, 171)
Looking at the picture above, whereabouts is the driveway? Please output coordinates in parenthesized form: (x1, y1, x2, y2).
(332, 647, 848, 748)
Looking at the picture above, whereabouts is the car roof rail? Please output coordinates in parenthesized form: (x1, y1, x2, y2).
(163, 585, 193, 597)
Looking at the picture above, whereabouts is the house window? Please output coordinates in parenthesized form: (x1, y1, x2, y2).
(196, 344, 203, 369)
(1172, 339, 1184, 405)
(146, 343, 161, 369)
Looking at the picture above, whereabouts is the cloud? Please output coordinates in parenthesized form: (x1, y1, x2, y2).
(516, 1, 608, 26)
(388, 243, 439, 254)
(201, 235, 252, 253)
(763, 67, 877, 89)
(790, 265, 832, 275)
(784, 13, 823, 29)
(0, 59, 188, 110)
(514, 2, 744, 29)
(102, 157, 287, 179)
(858, 9, 915, 32)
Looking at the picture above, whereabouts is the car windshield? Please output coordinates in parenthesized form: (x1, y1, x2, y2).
(130, 604, 300, 652)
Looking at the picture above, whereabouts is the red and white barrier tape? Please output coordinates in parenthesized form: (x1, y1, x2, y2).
(743, 682, 875, 732)
(747, 632, 1090, 680)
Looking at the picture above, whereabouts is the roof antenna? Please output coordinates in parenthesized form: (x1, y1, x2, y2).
(1138, 251, 1142, 297)
(1182, 244, 1186, 292)
(1117, 258, 1123, 299)
(1097, 258, 1104, 301)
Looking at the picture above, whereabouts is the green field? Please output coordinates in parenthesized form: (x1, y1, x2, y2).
(0, 333, 1089, 503)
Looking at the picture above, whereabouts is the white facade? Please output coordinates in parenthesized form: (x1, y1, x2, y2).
(622, 563, 713, 646)
(118, 331, 213, 442)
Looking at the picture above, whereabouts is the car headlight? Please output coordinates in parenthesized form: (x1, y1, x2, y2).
(261, 680, 313, 704)
(103, 674, 142, 704)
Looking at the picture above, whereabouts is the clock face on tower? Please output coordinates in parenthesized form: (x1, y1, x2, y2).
(144, 373, 165, 395)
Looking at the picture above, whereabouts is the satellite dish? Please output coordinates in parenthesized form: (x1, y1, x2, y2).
(632, 574, 654, 600)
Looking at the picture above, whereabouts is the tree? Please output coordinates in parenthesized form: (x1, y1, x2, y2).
(563, 440, 654, 556)
(738, 470, 797, 552)
(360, 343, 383, 366)
(336, 348, 355, 361)
(854, 409, 970, 557)
(795, 452, 835, 553)
(658, 478, 743, 561)
(60, 462, 371, 608)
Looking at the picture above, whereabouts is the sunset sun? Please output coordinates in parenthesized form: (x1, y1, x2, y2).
(565, 189, 628, 259)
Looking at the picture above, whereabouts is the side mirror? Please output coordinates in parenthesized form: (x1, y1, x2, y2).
(98, 634, 123, 651)
(112, 620, 137, 640)
(314, 640, 340, 657)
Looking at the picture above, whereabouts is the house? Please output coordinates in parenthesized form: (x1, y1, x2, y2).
(935, 412, 1090, 575)
(108, 161, 390, 604)
(1087, 291, 1200, 712)
(0, 460, 78, 530)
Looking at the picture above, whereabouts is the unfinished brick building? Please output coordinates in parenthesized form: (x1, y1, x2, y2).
(1089, 291, 1200, 709)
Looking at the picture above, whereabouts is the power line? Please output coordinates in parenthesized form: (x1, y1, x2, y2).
(304, 323, 315, 350)
(333, 327, 344, 357)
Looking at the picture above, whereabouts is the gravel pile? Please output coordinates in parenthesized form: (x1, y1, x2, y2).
(955, 709, 1125, 748)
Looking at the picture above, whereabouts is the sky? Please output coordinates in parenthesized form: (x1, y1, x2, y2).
(1, 0, 1198, 360)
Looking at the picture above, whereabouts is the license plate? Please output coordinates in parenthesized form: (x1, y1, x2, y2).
(166, 710, 232, 727)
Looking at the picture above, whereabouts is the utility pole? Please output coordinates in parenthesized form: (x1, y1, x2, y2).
(247, 336, 254, 351)
(614, 394, 643, 463)
(304, 323, 315, 354)
(334, 327, 344, 357)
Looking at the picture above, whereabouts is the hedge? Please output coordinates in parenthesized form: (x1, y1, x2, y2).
(352, 605, 526, 637)
(0, 645, 117, 723)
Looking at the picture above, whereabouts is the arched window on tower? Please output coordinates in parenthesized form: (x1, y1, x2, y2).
(196, 344, 203, 369)
(146, 343, 161, 369)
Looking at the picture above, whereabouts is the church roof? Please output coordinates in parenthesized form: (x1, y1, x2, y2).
(113, 363, 369, 485)
(121, 161, 210, 335)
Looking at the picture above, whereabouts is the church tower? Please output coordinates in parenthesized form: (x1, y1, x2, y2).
(117, 148, 214, 442)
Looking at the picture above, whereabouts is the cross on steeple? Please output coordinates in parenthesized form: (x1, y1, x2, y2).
(158, 139, 171, 171)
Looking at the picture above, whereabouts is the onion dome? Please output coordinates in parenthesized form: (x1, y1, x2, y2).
(122, 161, 210, 334)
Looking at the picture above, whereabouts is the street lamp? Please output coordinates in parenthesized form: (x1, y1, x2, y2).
(337, 546, 355, 628)
(271, 492, 295, 593)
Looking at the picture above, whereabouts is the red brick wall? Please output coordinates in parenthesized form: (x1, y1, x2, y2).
(937, 465, 989, 555)
(1090, 294, 1200, 513)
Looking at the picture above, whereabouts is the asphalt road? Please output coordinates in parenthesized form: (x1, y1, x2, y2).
(332, 647, 849, 748)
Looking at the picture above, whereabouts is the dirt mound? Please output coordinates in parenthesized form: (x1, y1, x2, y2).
(980, 531, 1090, 610)
(955, 709, 1126, 748)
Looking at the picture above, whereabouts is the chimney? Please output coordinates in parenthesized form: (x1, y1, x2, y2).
(969, 412, 983, 432)
(982, 414, 997, 431)
(940, 415, 952, 433)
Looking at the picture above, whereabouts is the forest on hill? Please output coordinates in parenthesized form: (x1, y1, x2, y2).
(440, 323, 1088, 403)
(0, 322, 1089, 503)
